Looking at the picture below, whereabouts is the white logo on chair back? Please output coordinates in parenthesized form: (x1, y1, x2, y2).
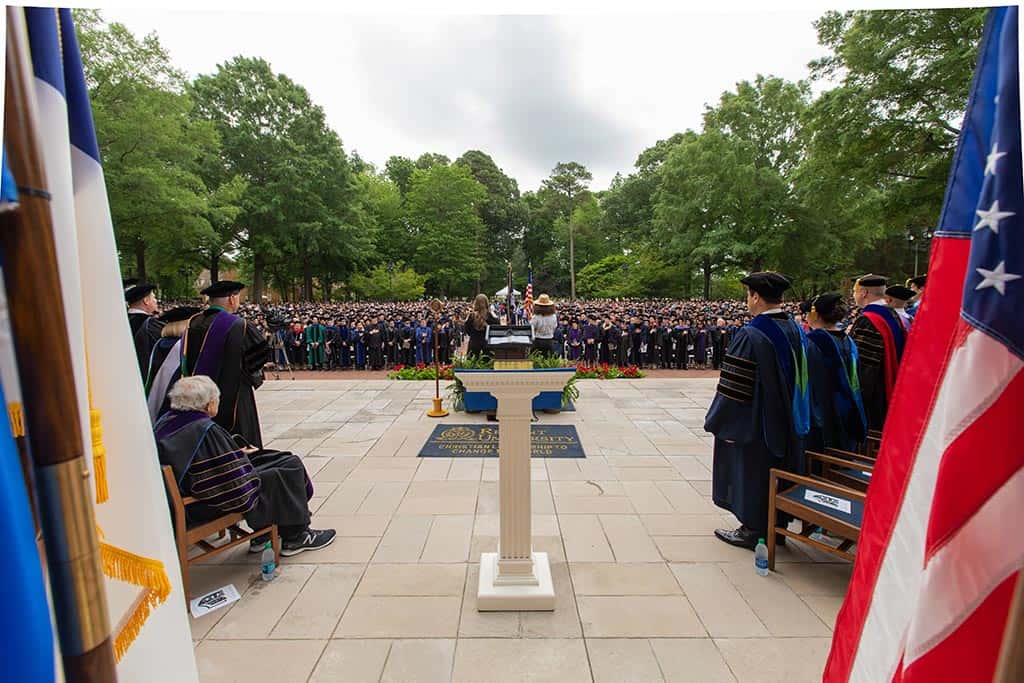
(804, 489, 852, 514)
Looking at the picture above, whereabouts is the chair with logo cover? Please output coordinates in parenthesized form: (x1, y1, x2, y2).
(766, 467, 866, 570)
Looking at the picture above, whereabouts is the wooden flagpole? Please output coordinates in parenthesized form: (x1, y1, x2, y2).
(1, 8, 117, 681)
(995, 567, 1024, 682)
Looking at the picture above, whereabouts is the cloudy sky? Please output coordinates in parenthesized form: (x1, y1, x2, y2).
(106, 8, 829, 192)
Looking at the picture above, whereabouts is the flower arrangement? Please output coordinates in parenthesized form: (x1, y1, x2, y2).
(572, 363, 645, 380)
(388, 363, 455, 381)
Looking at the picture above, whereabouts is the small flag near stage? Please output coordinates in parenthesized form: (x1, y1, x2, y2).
(524, 262, 534, 320)
(825, 7, 1023, 682)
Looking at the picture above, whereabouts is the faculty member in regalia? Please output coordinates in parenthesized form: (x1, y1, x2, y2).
(125, 279, 163, 377)
(803, 293, 867, 453)
(704, 272, 810, 550)
(144, 305, 201, 424)
(180, 280, 270, 448)
(848, 275, 906, 432)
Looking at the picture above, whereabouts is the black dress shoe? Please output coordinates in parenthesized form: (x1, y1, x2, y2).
(714, 526, 760, 550)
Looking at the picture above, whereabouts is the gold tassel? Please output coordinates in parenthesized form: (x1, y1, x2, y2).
(7, 401, 24, 437)
(100, 541, 171, 661)
(85, 365, 109, 503)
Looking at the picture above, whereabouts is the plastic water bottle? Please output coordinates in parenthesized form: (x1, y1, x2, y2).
(260, 542, 276, 582)
(754, 538, 769, 576)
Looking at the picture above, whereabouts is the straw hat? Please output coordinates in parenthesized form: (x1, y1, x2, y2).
(534, 293, 556, 314)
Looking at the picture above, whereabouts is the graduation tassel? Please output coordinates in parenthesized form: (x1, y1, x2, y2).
(99, 541, 171, 661)
(88, 377, 109, 503)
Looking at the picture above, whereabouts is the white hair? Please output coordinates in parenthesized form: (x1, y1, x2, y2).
(168, 376, 220, 412)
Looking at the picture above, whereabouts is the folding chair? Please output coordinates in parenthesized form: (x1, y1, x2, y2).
(161, 466, 279, 599)
(767, 468, 865, 570)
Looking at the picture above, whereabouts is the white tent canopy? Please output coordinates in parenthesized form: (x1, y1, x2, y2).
(494, 286, 521, 298)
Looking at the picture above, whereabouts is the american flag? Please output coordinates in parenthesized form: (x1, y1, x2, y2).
(826, 7, 1023, 682)
(524, 262, 534, 319)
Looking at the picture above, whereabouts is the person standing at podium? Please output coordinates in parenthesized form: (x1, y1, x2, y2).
(465, 294, 500, 359)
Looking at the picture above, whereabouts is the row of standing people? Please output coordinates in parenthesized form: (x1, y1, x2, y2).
(705, 272, 916, 551)
(552, 317, 731, 369)
(268, 317, 465, 370)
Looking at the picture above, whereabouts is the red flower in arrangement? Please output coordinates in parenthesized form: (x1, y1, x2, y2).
(393, 364, 405, 371)
(416, 362, 426, 369)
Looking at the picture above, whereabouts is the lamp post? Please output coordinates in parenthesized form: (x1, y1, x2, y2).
(426, 298, 449, 418)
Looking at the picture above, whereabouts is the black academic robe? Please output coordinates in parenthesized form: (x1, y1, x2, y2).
(806, 330, 867, 453)
(710, 327, 727, 369)
(704, 313, 805, 534)
(129, 311, 163, 377)
(181, 308, 269, 448)
(848, 306, 904, 432)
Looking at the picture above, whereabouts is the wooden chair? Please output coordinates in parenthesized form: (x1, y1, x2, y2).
(767, 468, 866, 570)
(864, 429, 883, 458)
(806, 449, 875, 493)
(161, 465, 279, 599)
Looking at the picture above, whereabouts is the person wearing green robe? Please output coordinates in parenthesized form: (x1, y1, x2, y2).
(305, 317, 326, 370)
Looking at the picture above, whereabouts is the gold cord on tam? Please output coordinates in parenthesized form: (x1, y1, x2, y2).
(7, 401, 24, 437)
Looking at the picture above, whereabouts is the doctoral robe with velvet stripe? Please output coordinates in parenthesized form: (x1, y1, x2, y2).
(181, 308, 269, 448)
(154, 410, 260, 524)
(848, 305, 904, 431)
(704, 313, 805, 533)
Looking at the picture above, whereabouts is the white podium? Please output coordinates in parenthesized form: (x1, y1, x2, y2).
(455, 368, 575, 611)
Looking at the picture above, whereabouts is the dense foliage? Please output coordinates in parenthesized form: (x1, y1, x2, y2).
(78, 8, 986, 301)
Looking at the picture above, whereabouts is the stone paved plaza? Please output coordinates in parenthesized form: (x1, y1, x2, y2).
(190, 378, 851, 682)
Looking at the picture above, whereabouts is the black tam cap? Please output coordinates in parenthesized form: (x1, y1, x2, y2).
(740, 272, 791, 301)
(854, 274, 887, 287)
(201, 280, 245, 298)
(810, 293, 844, 320)
(159, 306, 201, 323)
(907, 275, 927, 288)
(124, 281, 156, 303)
(885, 285, 915, 301)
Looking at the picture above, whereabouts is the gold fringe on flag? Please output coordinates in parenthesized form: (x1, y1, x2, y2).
(99, 541, 172, 661)
(7, 401, 24, 437)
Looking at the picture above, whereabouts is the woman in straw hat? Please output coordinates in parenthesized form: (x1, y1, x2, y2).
(530, 293, 558, 356)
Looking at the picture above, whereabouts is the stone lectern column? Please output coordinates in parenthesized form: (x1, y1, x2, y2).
(455, 368, 574, 611)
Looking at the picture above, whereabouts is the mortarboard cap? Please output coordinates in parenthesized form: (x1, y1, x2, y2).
(907, 275, 927, 288)
(159, 306, 201, 323)
(201, 280, 245, 298)
(740, 271, 792, 300)
(885, 285, 915, 302)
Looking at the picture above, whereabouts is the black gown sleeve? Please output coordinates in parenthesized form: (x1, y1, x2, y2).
(704, 327, 758, 445)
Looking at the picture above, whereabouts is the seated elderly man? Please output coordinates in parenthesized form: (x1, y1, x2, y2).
(156, 375, 335, 556)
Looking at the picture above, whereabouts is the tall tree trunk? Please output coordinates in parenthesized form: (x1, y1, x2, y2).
(703, 255, 712, 300)
(752, 257, 763, 272)
(134, 239, 147, 282)
(252, 253, 264, 302)
(568, 197, 576, 301)
(209, 251, 219, 283)
(302, 256, 313, 301)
